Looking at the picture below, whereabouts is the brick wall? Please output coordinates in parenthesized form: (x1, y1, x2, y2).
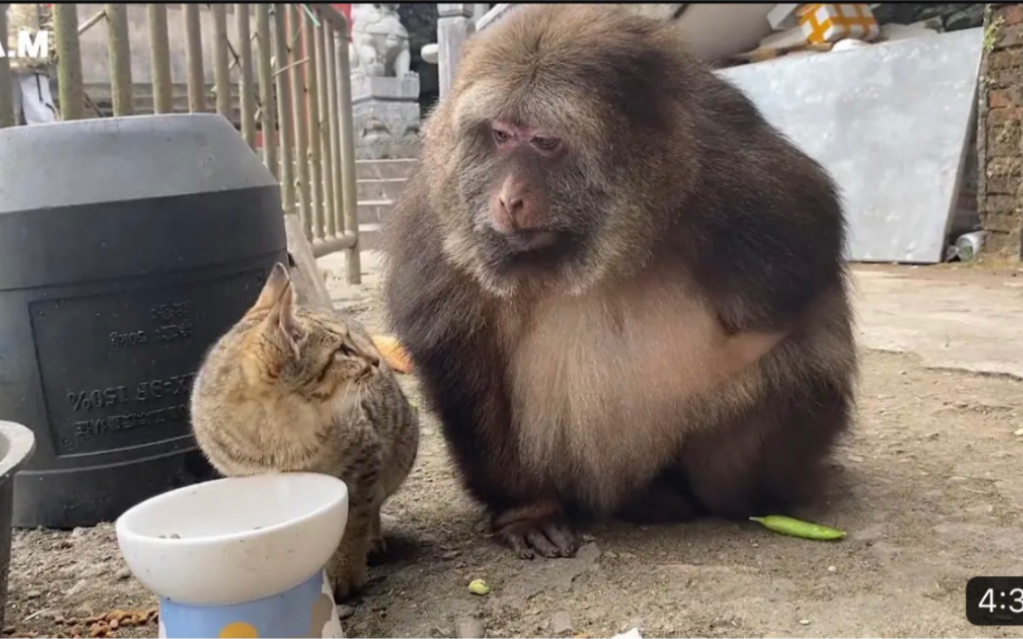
(978, 3, 1023, 259)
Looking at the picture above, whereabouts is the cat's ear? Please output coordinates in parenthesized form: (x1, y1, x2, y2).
(269, 277, 304, 360)
(250, 262, 292, 315)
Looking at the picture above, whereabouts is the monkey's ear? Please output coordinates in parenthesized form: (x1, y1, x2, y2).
(250, 262, 291, 314)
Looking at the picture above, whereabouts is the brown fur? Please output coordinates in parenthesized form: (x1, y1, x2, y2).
(190, 263, 420, 597)
(381, 4, 857, 558)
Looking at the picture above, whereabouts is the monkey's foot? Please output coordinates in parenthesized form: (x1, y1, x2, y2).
(492, 504, 577, 559)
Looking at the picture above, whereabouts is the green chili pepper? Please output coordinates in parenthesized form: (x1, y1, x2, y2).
(749, 515, 846, 541)
(468, 579, 490, 595)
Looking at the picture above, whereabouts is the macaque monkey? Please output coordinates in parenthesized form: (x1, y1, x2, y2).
(381, 4, 857, 559)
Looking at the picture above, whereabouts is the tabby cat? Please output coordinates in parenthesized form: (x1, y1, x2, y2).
(190, 262, 420, 600)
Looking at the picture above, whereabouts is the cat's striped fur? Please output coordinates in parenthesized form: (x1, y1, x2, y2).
(190, 263, 420, 600)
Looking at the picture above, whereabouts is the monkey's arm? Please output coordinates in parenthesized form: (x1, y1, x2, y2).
(680, 81, 848, 337)
(381, 179, 524, 510)
(382, 177, 578, 558)
(686, 148, 846, 336)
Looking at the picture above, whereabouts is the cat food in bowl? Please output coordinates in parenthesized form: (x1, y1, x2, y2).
(116, 472, 348, 638)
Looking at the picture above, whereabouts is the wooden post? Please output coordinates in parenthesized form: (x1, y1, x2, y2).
(183, 4, 205, 112)
(105, 4, 133, 116)
(148, 4, 173, 113)
(237, 4, 257, 149)
(53, 3, 84, 120)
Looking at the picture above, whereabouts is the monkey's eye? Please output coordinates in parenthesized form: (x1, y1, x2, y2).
(531, 135, 561, 152)
(492, 127, 513, 145)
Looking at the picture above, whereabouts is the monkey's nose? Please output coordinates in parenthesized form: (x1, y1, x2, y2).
(499, 193, 524, 216)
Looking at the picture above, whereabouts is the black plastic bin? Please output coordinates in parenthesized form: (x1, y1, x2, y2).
(0, 113, 288, 528)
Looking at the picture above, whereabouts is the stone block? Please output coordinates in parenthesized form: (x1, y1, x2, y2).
(350, 75, 422, 161)
(351, 74, 421, 102)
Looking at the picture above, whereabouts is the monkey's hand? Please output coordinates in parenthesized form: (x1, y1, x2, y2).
(492, 503, 578, 559)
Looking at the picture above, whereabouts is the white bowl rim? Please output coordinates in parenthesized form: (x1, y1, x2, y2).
(115, 472, 348, 548)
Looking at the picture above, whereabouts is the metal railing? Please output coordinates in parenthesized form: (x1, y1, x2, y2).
(0, 3, 360, 284)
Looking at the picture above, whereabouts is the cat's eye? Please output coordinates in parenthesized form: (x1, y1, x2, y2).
(337, 343, 357, 357)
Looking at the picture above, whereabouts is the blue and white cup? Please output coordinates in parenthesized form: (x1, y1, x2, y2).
(116, 473, 349, 638)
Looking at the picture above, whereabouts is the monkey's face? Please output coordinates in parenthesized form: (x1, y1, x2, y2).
(426, 4, 695, 298)
(450, 116, 606, 295)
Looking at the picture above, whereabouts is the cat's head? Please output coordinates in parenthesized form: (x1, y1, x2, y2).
(237, 262, 383, 400)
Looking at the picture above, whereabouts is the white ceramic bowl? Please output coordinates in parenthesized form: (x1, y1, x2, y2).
(115, 472, 348, 607)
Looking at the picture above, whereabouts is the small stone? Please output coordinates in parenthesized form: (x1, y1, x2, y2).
(441, 550, 461, 561)
(619, 552, 637, 559)
(115, 568, 131, 581)
(25, 590, 41, 599)
(551, 611, 573, 635)
(72, 607, 93, 620)
(456, 617, 484, 639)
(71, 527, 89, 539)
(603, 551, 618, 559)
(966, 503, 994, 516)
(848, 454, 864, 463)
(1013, 427, 1023, 437)
(798, 619, 811, 626)
(65, 579, 89, 597)
(336, 605, 356, 620)
(827, 565, 837, 573)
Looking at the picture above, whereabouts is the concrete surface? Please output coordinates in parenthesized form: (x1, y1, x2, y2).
(852, 265, 1023, 379)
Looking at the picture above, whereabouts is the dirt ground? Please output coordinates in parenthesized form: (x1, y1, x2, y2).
(5, 262, 1023, 638)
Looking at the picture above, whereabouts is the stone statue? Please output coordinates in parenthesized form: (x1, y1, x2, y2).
(349, 4, 413, 78)
(347, 4, 422, 159)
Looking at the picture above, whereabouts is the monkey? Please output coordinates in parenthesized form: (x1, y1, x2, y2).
(380, 4, 858, 559)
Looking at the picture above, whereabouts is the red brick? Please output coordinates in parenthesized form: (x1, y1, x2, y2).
(983, 212, 1023, 235)
(987, 121, 1022, 157)
(981, 194, 1020, 217)
(986, 105, 1022, 126)
(996, 21, 1023, 48)
(987, 47, 1023, 71)
(985, 66, 1023, 90)
(986, 156, 1023, 177)
(989, 88, 1017, 109)
(997, 4, 1023, 26)
(984, 175, 1021, 195)
(982, 229, 1022, 257)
